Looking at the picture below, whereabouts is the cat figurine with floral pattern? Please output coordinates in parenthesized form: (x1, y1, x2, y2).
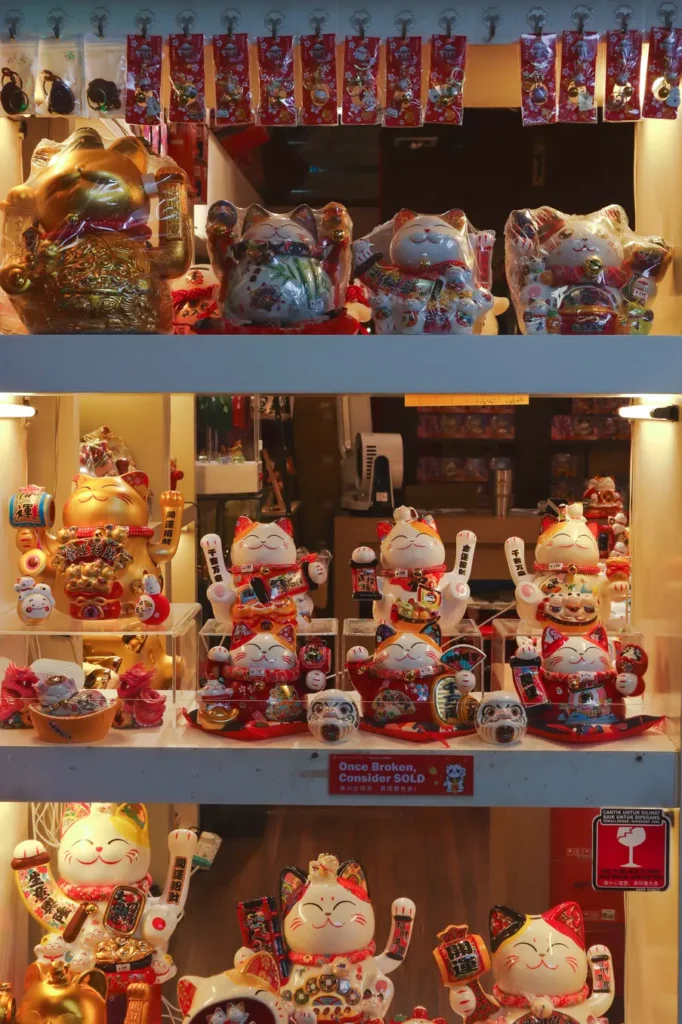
(273, 853, 415, 1024)
(446, 902, 613, 1024)
(178, 950, 286, 1024)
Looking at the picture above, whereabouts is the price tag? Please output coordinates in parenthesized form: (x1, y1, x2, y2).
(329, 754, 473, 796)
(404, 394, 529, 407)
(592, 808, 670, 891)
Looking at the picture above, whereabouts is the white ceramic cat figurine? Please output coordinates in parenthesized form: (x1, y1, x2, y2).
(201, 517, 328, 628)
(505, 503, 625, 633)
(273, 853, 415, 1024)
(448, 902, 613, 1024)
(11, 802, 197, 990)
(352, 506, 475, 634)
(178, 950, 287, 1024)
(354, 210, 494, 335)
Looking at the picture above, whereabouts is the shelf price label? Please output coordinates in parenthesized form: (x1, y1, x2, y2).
(328, 754, 473, 797)
(592, 808, 671, 892)
(404, 394, 529, 407)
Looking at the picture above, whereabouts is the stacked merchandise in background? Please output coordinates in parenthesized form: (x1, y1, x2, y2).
(550, 399, 630, 504)
(416, 405, 516, 493)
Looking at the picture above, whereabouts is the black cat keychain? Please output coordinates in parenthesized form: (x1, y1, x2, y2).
(42, 69, 76, 114)
(0, 68, 29, 114)
(87, 77, 121, 112)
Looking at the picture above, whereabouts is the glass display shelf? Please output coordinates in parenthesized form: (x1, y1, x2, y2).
(0, 602, 200, 636)
(3, 334, 682, 395)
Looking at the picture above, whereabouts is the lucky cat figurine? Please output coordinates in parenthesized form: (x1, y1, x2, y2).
(351, 506, 475, 635)
(177, 951, 286, 1024)
(345, 595, 485, 741)
(509, 624, 663, 744)
(505, 204, 671, 335)
(446, 902, 614, 1024)
(505, 503, 625, 633)
(201, 517, 328, 627)
(11, 802, 198, 993)
(274, 853, 415, 1024)
(0, 663, 39, 728)
(17, 963, 108, 1024)
(186, 598, 329, 740)
(352, 209, 495, 334)
(0, 127, 191, 334)
(10, 473, 184, 621)
(581, 476, 623, 519)
(206, 201, 357, 333)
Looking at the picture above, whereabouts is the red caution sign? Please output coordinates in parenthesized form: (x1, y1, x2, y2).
(592, 808, 671, 892)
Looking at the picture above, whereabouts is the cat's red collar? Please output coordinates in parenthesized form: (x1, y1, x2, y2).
(230, 563, 301, 575)
(492, 983, 589, 1009)
(71, 526, 154, 538)
(534, 562, 602, 574)
(370, 666, 439, 681)
(289, 941, 376, 966)
(380, 565, 447, 578)
(60, 873, 152, 902)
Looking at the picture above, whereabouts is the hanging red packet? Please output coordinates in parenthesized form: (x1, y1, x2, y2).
(520, 32, 557, 125)
(643, 26, 682, 119)
(559, 31, 598, 122)
(213, 33, 253, 125)
(125, 34, 163, 124)
(425, 34, 466, 124)
(604, 28, 643, 120)
(300, 32, 338, 125)
(384, 35, 422, 127)
(169, 33, 206, 123)
(341, 35, 381, 124)
(257, 34, 296, 125)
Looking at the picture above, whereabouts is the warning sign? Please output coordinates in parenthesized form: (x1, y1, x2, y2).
(329, 754, 474, 797)
(592, 808, 671, 892)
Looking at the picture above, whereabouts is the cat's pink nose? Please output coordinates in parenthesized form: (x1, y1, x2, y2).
(96, 846, 103, 852)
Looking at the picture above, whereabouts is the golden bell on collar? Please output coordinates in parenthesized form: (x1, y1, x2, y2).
(17, 964, 107, 1024)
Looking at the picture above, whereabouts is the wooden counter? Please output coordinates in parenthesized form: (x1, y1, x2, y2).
(333, 512, 541, 622)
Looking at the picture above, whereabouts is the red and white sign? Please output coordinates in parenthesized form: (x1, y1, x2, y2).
(329, 754, 473, 797)
(592, 808, 670, 892)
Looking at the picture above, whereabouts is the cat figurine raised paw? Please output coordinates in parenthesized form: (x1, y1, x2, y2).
(353, 209, 495, 334)
(276, 853, 415, 1024)
(206, 201, 357, 333)
(445, 902, 613, 1024)
(351, 506, 475, 635)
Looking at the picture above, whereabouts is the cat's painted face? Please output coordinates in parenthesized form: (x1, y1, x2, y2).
(546, 219, 623, 269)
(63, 472, 149, 529)
(179, 952, 286, 1024)
(380, 519, 445, 570)
(536, 508, 599, 567)
(241, 204, 318, 249)
(230, 634, 298, 672)
(543, 635, 611, 675)
(373, 632, 441, 674)
(389, 212, 465, 271)
(57, 802, 150, 886)
(491, 912, 588, 998)
(283, 877, 375, 955)
(231, 518, 297, 567)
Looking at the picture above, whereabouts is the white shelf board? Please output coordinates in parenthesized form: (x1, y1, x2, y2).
(0, 702, 676, 807)
(2, 335, 682, 395)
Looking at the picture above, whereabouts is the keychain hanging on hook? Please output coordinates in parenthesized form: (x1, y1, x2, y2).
(301, 10, 338, 125)
(39, 11, 82, 117)
(169, 9, 206, 122)
(605, 6, 643, 121)
(257, 11, 296, 125)
(559, 5, 598, 123)
(1, 10, 33, 116)
(342, 10, 381, 125)
(643, 3, 682, 117)
(519, 7, 557, 125)
(126, 11, 163, 125)
(425, 9, 466, 125)
(214, 9, 254, 126)
(385, 11, 423, 127)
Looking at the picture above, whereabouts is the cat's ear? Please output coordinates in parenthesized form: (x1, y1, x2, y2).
(277, 622, 296, 649)
(234, 515, 254, 538)
(280, 865, 307, 912)
(72, 473, 92, 489)
(177, 976, 199, 1016)
(291, 204, 318, 241)
(441, 209, 467, 232)
(602, 204, 627, 233)
(420, 620, 442, 646)
(541, 625, 567, 659)
(394, 209, 418, 231)
(419, 513, 438, 533)
(61, 802, 90, 837)
(207, 200, 238, 231)
(109, 135, 149, 174)
(243, 204, 271, 234)
(587, 521, 599, 539)
(337, 858, 369, 895)
(540, 513, 558, 535)
(585, 623, 609, 651)
(377, 521, 393, 541)
(274, 517, 293, 537)
(243, 951, 280, 992)
(121, 471, 149, 500)
(115, 802, 147, 834)
(543, 901, 585, 949)
(489, 905, 526, 953)
(376, 622, 396, 646)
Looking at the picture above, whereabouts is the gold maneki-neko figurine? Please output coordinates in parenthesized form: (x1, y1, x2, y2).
(9, 473, 184, 621)
(0, 127, 192, 334)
